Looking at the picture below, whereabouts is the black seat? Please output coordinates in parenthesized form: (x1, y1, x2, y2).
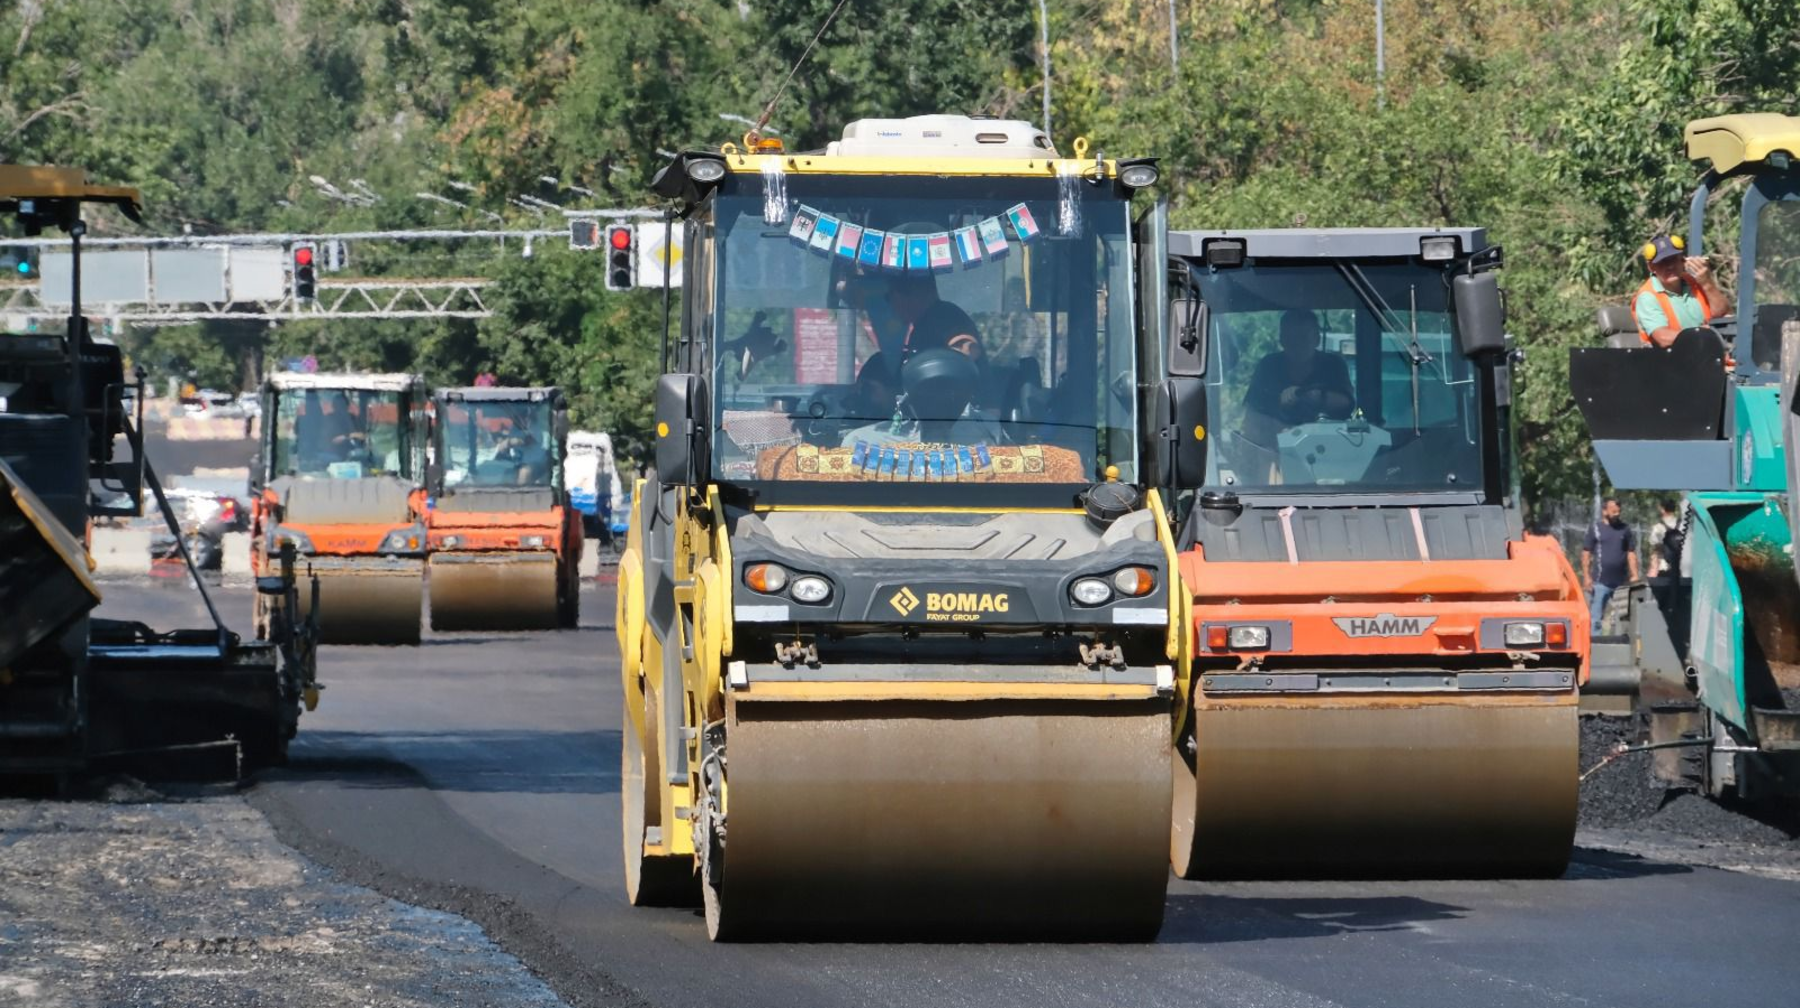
(1570, 328, 1727, 440)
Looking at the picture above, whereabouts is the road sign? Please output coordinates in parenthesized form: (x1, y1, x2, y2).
(635, 224, 684, 288)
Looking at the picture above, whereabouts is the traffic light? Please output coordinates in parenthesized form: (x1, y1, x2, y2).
(292, 243, 317, 301)
(0, 246, 34, 279)
(604, 224, 635, 291)
(569, 219, 600, 250)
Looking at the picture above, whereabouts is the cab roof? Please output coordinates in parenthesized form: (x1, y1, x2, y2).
(1686, 113, 1800, 175)
(436, 386, 562, 404)
(266, 372, 425, 393)
(1168, 227, 1488, 260)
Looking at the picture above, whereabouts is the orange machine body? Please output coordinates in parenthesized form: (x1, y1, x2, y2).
(249, 486, 430, 572)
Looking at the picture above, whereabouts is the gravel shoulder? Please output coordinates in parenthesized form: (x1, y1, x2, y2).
(0, 779, 568, 1008)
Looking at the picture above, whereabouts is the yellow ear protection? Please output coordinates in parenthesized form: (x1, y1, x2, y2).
(1643, 235, 1686, 262)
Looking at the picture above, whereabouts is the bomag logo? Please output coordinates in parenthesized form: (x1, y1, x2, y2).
(888, 586, 1011, 622)
(1333, 614, 1438, 638)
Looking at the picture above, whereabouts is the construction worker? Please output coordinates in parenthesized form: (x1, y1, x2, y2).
(1581, 496, 1640, 631)
(1243, 311, 1354, 447)
(1632, 235, 1728, 348)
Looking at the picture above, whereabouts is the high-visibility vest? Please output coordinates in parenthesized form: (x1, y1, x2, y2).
(1634, 278, 1713, 343)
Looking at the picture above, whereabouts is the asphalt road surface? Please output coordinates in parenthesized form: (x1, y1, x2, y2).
(98, 579, 1800, 1008)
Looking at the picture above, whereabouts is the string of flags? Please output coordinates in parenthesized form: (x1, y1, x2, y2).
(787, 203, 1043, 272)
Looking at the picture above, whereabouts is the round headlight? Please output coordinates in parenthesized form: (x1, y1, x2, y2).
(744, 563, 788, 594)
(1071, 578, 1113, 606)
(1119, 164, 1159, 189)
(790, 576, 831, 604)
(688, 158, 727, 183)
(1112, 567, 1155, 596)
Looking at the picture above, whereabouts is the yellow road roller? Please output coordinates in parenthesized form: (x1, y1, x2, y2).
(616, 114, 1207, 939)
(251, 373, 431, 645)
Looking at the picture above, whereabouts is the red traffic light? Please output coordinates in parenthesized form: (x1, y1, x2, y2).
(608, 226, 633, 250)
(294, 246, 315, 266)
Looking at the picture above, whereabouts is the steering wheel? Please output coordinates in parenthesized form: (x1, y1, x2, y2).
(901, 348, 980, 424)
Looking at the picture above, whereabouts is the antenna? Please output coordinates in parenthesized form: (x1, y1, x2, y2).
(748, 0, 853, 144)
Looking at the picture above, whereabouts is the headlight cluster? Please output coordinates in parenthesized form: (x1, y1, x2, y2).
(1503, 621, 1567, 647)
(1069, 566, 1156, 607)
(382, 530, 422, 552)
(520, 534, 547, 548)
(744, 562, 832, 605)
(1206, 624, 1273, 651)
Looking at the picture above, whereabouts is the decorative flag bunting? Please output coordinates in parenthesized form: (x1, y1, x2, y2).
(858, 229, 885, 267)
(1005, 203, 1042, 242)
(809, 216, 839, 254)
(927, 233, 954, 272)
(881, 233, 905, 271)
(789, 205, 820, 246)
(978, 217, 1009, 257)
(905, 236, 931, 271)
(953, 226, 983, 266)
(835, 222, 863, 259)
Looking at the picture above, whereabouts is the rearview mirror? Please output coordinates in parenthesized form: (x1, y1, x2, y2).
(1151, 378, 1208, 489)
(1168, 297, 1207, 377)
(1452, 271, 1506, 357)
(654, 373, 707, 488)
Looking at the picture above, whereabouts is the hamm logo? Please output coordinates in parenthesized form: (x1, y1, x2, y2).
(1333, 614, 1438, 638)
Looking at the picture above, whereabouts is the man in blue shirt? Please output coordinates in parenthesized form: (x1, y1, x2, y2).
(1581, 496, 1640, 630)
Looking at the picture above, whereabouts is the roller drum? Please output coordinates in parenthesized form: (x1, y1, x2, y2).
(1174, 696, 1577, 879)
(429, 552, 560, 631)
(300, 561, 424, 646)
(712, 695, 1171, 940)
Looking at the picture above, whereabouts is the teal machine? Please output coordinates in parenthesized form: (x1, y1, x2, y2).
(1571, 113, 1800, 797)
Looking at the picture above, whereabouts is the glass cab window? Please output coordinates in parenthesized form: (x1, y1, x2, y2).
(437, 400, 558, 489)
(1194, 261, 1482, 495)
(270, 388, 414, 479)
(1750, 196, 1800, 373)
(703, 174, 1137, 500)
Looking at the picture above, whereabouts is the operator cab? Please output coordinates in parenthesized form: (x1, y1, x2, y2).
(1571, 113, 1800, 491)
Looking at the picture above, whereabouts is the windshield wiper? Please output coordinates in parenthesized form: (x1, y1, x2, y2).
(1333, 261, 1452, 390)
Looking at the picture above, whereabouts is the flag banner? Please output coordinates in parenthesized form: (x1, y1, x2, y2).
(911, 451, 928, 479)
(905, 236, 931, 271)
(957, 446, 975, 473)
(927, 233, 954, 272)
(879, 447, 899, 476)
(809, 215, 840, 255)
(953, 226, 983, 266)
(789, 205, 820, 246)
(859, 228, 885, 267)
(977, 217, 1009, 257)
(1005, 203, 1042, 242)
(835, 222, 863, 259)
(852, 440, 870, 471)
(881, 232, 905, 271)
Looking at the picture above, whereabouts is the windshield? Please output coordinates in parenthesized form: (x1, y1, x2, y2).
(1194, 261, 1482, 495)
(270, 388, 415, 479)
(1750, 193, 1800, 372)
(437, 399, 558, 489)
(707, 174, 1137, 501)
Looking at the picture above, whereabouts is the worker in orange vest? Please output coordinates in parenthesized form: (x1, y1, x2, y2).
(1632, 234, 1728, 348)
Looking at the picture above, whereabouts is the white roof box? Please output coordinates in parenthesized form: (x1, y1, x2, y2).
(826, 115, 1056, 159)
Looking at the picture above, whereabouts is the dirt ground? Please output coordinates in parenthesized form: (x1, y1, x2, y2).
(0, 779, 567, 1008)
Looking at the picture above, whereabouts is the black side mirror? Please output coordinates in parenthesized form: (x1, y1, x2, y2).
(1168, 297, 1207, 377)
(1151, 378, 1208, 489)
(1452, 271, 1506, 357)
(654, 373, 706, 488)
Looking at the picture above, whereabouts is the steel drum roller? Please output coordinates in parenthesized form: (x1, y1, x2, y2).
(429, 552, 560, 631)
(300, 560, 424, 645)
(713, 695, 1171, 940)
(1174, 695, 1577, 879)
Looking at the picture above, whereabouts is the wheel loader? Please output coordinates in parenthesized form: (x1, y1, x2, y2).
(1571, 113, 1800, 797)
(616, 114, 1203, 938)
(1, 165, 317, 777)
(250, 372, 430, 645)
(427, 385, 581, 630)
(1165, 227, 1587, 878)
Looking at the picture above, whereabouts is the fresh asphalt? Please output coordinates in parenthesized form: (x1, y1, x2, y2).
(98, 579, 1800, 1008)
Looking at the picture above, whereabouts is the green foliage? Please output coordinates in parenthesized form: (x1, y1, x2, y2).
(6, 0, 1800, 495)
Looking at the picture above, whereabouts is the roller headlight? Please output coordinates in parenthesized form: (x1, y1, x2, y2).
(687, 158, 727, 183)
(1112, 566, 1155, 597)
(789, 576, 831, 604)
(520, 534, 547, 548)
(1071, 578, 1113, 606)
(1228, 625, 1271, 650)
(1503, 621, 1547, 647)
(744, 562, 788, 594)
(441, 534, 460, 549)
(1119, 163, 1159, 189)
(382, 531, 421, 552)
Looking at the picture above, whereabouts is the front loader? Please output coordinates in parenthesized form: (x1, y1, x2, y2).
(615, 114, 1203, 939)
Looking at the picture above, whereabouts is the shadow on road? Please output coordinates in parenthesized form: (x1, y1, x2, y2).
(279, 728, 620, 795)
(1160, 894, 1468, 943)
(1566, 847, 1693, 879)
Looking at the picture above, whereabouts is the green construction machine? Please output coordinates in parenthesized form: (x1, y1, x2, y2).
(1571, 113, 1800, 796)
